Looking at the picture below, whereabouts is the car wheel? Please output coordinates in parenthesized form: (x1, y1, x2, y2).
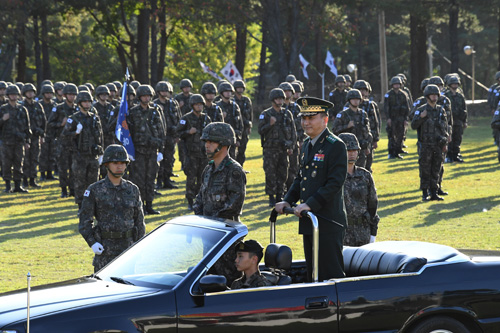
(410, 316, 470, 333)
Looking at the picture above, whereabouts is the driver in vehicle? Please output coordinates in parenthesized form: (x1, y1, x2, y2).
(231, 240, 273, 289)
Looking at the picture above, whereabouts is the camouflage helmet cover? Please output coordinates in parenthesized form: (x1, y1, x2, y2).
(233, 80, 246, 89)
(54, 81, 66, 91)
(346, 89, 362, 101)
(76, 91, 93, 104)
(41, 79, 53, 87)
(15, 82, 24, 91)
(6, 85, 21, 95)
(113, 81, 123, 90)
(269, 88, 286, 101)
(41, 84, 55, 94)
(130, 80, 141, 90)
(85, 82, 95, 91)
(353, 80, 369, 91)
(201, 122, 236, 146)
(22, 83, 37, 95)
(390, 76, 403, 86)
(428, 76, 444, 86)
(420, 78, 430, 91)
(155, 81, 170, 93)
(218, 82, 234, 94)
(0, 81, 7, 89)
(180, 78, 193, 89)
(102, 144, 130, 165)
(447, 75, 461, 85)
(286, 74, 296, 82)
(106, 82, 117, 92)
(278, 82, 295, 94)
(338, 133, 360, 150)
(201, 82, 217, 95)
(120, 84, 136, 96)
(495, 71, 500, 81)
(335, 75, 346, 84)
(343, 74, 352, 82)
(136, 84, 154, 97)
(189, 94, 206, 106)
(95, 85, 110, 96)
(78, 85, 90, 93)
(291, 81, 303, 93)
(424, 84, 440, 97)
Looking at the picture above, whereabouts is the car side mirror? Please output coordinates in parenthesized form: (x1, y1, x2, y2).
(199, 275, 228, 293)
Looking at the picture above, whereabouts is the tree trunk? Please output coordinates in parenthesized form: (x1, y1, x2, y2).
(409, 14, 427, 98)
(33, 15, 43, 88)
(235, 24, 247, 79)
(257, 20, 269, 105)
(314, 27, 323, 97)
(41, 12, 51, 80)
(157, 0, 167, 81)
(16, 16, 27, 82)
(137, 6, 150, 83)
(150, 0, 158, 86)
(264, 0, 288, 80)
(449, 0, 459, 73)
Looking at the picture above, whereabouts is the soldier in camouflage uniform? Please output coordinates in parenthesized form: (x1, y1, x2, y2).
(344, 74, 353, 90)
(93, 85, 116, 149)
(286, 74, 296, 83)
(411, 85, 449, 201)
(490, 107, 500, 163)
(39, 84, 59, 181)
(279, 82, 301, 191)
(127, 85, 164, 215)
(233, 80, 253, 167)
(258, 88, 297, 206)
(339, 133, 379, 246)
(0, 85, 31, 193)
(201, 82, 223, 122)
(332, 89, 372, 168)
(177, 94, 212, 210)
(0, 81, 8, 106)
(216, 82, 243, 159)
(50, 83, 79, 197)
(175, 78, 194, 115)
(384, 76, 411, 159)
(53, 81, 66, 104)
(328, 75, 348, 119)
(61, 91, 104, 208)
(79, 144, 145, 272)
(444, 75, 467, 163)
(487, 71, 500, 113)
(231, 240, 272, 289)
(354, 80, 380, 172)
(194, 122, 246, 221)
(154, 81, 180, 189)
(21, 83, 46, 188)
(106, 82, 119, 107)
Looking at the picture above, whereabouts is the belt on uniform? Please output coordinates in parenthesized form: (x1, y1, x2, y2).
(101, 229, 133, 239)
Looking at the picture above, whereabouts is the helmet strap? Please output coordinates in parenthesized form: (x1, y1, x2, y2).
(207, 143, 222, 159)
(106, 165, 126, 178)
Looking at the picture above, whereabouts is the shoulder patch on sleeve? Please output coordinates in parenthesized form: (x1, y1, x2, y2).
(495, 110, 499, 115)
(67, 118, 73, 123)
(110, 111, 114, 116)
(84, 190, 90, 197)
(180, 119, 186, 124)
(259, 114, 265, 119)
(52, 107, 57, 112)
(336, 113, 342, 118)
(384, 93, 389, 98)
(326, 135, 337, 144)
(415, 110, 420, 115)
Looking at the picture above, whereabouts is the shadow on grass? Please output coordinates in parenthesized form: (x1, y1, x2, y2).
(413, 195, 500, 228)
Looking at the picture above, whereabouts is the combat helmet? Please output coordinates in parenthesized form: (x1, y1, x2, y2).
(78, 85, 90, 93)
(189, 94, 205, 107)
(346, 89, 362, 101)
(278, 82, 295, 94)
(353, 80, 369, 91)
(201, 82, 217, 95)
(495, 71, 500, 81)
(344, 74, 352, 83)
(120, 84, 136, 97)
(420, 78, 430, 91)
(291, 81, 303, 94)
(41, 84, 55, 94)
(447, 75, 461, 86)
(106, 82, 117, 92)
(180, 79, 193, 89)
(219, 82, 234, 94)
(397, 73, 407, 84)
(286, 74, 296, 82)
(22, 83, 37, 96)
(54, 81, 66, 91)
(428, 76, 444, 86)
(85, 83, 95, 92)
(201, 122, 236, 146)
(102, 144, 130, 165)
(269, 88, 285, 101)
(6, 85, 21, 95)
(335, 75, 346, 84)
(390, 76, 403, 86)
(0, 81, 7, 89)
(155, 81, 170, 93)
(15, 82, 24, 92)
(338, 133, 360, 150)
(424, 84, 440, 97)
(76, 91, 93, 104)
(136, 84, 154, 97)
(130, 80, 141, 90)
(113, 81, 123, 91)
(95, 85, 110, 96)
(233, 80, 246, 90)
(41, 79, 53, 87)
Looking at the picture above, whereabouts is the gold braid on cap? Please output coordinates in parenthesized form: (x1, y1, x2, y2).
(299, 105, 324, 113)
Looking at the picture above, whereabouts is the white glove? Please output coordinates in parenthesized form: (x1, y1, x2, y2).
(91, 242, 104, 255)
(369, 235, 376, 243)
(157, 152, 163, 162)
(76, 123, 83, 134)
(98, 155, 103, 165)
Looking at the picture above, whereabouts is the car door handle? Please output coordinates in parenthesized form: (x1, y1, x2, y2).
(305, 296, 329, 309)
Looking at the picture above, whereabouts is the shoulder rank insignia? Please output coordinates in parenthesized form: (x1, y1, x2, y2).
(326, 135, 337, 144)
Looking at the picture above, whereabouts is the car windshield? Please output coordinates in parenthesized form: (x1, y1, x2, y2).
(97, 222, 227, 289)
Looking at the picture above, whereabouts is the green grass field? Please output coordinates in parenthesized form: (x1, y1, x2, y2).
(1, 116, 499, 293)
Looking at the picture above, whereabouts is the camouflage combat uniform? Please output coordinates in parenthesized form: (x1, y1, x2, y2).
(79, 177, 145, 272)
(360, 98, 380, 172)
(258, 105, 297, 200)
(216, 99, 243, 159)
(39, 99, 59, 175)
(328, 88, 347, 118)
(204, 103, 224, 123)
(444, 89, 467, 161)
(193, 155, 246, 221)
(384, 88, 410, 157)
(175, 92, 193, 116)
(234, 94, 253, 166)
(491, 109, 500, 162)
(344, 165, 379, 246)
(93, 100, 117, 149)
(231, 271, 272, 289)
(22, 99, 46, 179)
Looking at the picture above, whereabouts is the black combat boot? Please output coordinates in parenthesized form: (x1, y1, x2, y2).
(22, 177, 29, 188)
(429, 189, 444, 201)
(437, 188, 448, 196)
(268, 195, 276, 207)
(46, 170, 57, 180)
(40, 171, 46, 181)
(61, 187, 68, 198)
(29, 178, 42, 188)
(146, 201, 161, 215)
(422, 189, 430, 201)
(156, 180, 163, 189)
(187, 198, 194, 211)
(4, 181, 11, 193)
(154, 189, 163, 196)
(163, 178, 178, 189)
(69, 188, 75, 197)
(12, 181, 29, 193)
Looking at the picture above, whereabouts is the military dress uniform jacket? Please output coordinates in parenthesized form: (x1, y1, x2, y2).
(193, 155, 246, 221)
(0, 103, 31, 145)
(284, 129, 348, 235)
(79, 177, 145, 248)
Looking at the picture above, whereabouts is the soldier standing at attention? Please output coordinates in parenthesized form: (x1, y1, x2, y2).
(175, 78, 194, 116)
(411, 84, 449, 201)
(339, 133, 379, 246)
(216, 82, 243, 159)
(0, 85, 31, 193)
(444, 75, 467, 163)
(329, 75, 347, 119)
(258, 88, 297, 207)
(276, 97, 347, 281)
(61, 91, 104, 210)
(93, 85, 116, 150)
(127, 85, 163, 215)
(79, 144, 145, 272)
(231, 240, 272, 289)
(194, 122, 246, 221)
(384, 76, 410, 159)
(154, 81, 181, 189)
(39, 84, 59, 181)
(201, 82, 224, 122)
(177, 94, 212, 211)
(332, 89, 372, 168)
(21, 83, 46, 188)
(53, 81, 66, 104)
(233, 80, 253, 167)
(344, 75, 353, 90)
(50, 83, 79, 197)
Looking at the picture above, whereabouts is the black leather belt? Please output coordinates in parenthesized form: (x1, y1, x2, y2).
(101, 229, 133, 239)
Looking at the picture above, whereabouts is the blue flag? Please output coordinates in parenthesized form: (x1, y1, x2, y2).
(115, 81, 135, 160)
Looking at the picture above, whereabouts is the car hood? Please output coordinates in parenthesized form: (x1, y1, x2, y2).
(0, 276, 161, 326)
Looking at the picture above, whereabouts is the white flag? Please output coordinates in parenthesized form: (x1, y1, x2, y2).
(299, 54, 310, 80)
(220, 60, 242, 84)
(325, 50, 338, 76)
(199, 61, 224, 81)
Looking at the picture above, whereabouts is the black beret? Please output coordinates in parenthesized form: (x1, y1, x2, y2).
(235, 240, 264, 253)
(297, 97, 334, 117)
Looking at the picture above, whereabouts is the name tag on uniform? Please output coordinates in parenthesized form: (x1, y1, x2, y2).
(313, 154, 324, 161)
(84, 190, 90, 197)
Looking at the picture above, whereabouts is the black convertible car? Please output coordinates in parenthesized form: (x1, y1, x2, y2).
(1, 214, 500, 333)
